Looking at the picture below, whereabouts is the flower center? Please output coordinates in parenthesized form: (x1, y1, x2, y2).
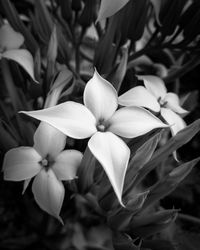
(158, 97, 168, 108)
(96, 119, 108, 132)
(39, 155, 54, 171)
(97, 124, 106, 132)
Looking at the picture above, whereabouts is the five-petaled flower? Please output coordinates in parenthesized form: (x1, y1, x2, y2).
(21, 69, 168, 205)
(0, 23, 36, 81)
(3, 122, 83, 223)
(119, 75, 188, 137)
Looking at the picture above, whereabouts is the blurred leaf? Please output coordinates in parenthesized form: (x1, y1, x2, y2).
(97, 0, 131, 22)
(1, 58, 23, 111)
(142, 239, 176, 250)
(130, 214, 176, 238)
(78, 0, 98, 28)
(141, 157, 200, 210)
(0, 122, 19, 151)
(112, 233, 141, 250)
(45, 25, 58, 91)
(0, 0, 38, 54)
(107, 191, 149, 231)
(134, 119, 200, 186)
(150, 0, 162, 26)
(107, 41, 129, 92)
(131, 209, 178, 228)
(3, 49, 38, 82)
(124, 131, 161, 196)
(77, 146, 96, 193)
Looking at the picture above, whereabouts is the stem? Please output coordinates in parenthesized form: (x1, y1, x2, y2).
(163, 54, 200, 83)
(178, 213, 200, 225)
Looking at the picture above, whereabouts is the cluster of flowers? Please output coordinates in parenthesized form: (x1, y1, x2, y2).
(3, 69, 187, 223)
(1, 22, 188, 224)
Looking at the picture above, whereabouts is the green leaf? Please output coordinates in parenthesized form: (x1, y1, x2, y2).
(97, 0, 131, 22)
(141, 157, 200, 210)
(134, 119, 200, 186)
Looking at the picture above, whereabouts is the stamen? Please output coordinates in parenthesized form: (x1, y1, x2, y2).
(97, 124, 106, 132)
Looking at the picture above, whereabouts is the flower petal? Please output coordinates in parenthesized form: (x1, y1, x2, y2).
(88, 132, 130, 206)
(3, 147, 41, 181)
(21, 101, 97, 139)
(34, 122, 66, 159)
(108, 106, 168, 138)
(164, 92, 188, 114)
(2, 49, 37, 82)
(22, 179, 31, 194)
(32, 169, 64, 223)
(84, 69, 118, 121)
(118, 86, 160, 112)
(161, 108, 186, 136)
(0, 24, 24, 50)
(53, 150, 83, 180)
(138, 75, 167, 99)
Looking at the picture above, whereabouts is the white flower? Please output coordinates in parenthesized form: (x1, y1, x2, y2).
(3, 122, 83, 223)
(0, 23, 36, 81)
(21, 69, 168, 205)
(119, 75, 188, 136)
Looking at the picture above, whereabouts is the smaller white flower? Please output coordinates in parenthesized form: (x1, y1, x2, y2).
(119, 75, 188, 136)
(3, 122, 83, 223)
(0, 23, 37, 81)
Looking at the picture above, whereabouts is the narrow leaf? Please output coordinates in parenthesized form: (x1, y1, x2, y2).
(134, 119, 200, 185)
(141, 157, 200, 210)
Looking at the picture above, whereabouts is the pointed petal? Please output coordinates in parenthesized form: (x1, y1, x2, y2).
(164, 93, 188, 114)
(138, 75, 167, 99)
(108, 106, 168, 138)
(34, 122, 66, 159)
(2, 49, 37, 82)
(88, 132, 130, 205)
(0, 24, 24, 50)
(161, 108, 186, 136)
(118, 86, 160, 112)
(84, 69, 118, 121)
(21, 101, 97, 139)
(22, 179, 31, 194)
(3, 147, 41, 181)
(32, 169, 64, 223)
(53, 150, 83, 180)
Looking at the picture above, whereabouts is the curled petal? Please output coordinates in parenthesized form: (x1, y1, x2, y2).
(84, 69, 118, 121)
(21, 101, 97, 139)
(138, 75, 167, 99)
(108, 106, 168, 138)
(0, 24, 24, 50)
(164, 92, 188, 114)
(161, 108, 186, 136)
(118, 86, 160, 112)
(34, 122, 66, 159)
(88, 132, 130, 206)
(32, 169, 64, 223)
(3, 147, 41, 181)
(2, 49, 37, 82)
(53, 150, 83, 180)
